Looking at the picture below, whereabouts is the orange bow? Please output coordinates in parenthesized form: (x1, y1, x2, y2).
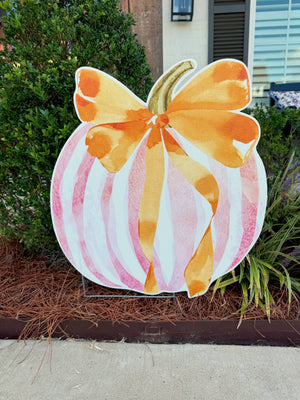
(74, 60, 259, 297)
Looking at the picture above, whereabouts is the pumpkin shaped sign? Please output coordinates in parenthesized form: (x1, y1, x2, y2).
(50, 59, 267, 298)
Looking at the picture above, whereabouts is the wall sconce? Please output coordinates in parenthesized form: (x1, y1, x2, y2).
(171, 0, 194, 22)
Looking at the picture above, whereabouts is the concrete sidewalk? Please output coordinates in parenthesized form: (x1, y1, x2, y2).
(0, 340, 299, 400)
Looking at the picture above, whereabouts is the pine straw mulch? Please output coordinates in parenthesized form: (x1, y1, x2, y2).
(0, 238, 299, 340)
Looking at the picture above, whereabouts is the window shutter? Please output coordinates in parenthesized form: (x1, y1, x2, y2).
(209, 0, 250, 64)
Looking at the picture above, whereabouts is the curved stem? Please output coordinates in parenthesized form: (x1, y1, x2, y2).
(148, 60, 195, 114)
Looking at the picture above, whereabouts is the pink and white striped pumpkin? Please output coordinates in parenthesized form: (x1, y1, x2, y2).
(51, 121, 267, 296)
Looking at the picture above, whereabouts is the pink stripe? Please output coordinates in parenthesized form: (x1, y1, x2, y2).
(101, 174, 144, 291)
(226, 153, 259, 272)
(72, 151, 118, 287)
(127, 137, 150, 274)
(51, 123, 93, 263)
(160, 157, 198, 291)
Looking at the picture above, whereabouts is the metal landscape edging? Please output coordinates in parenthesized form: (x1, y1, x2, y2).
(0, 319, 299, 346)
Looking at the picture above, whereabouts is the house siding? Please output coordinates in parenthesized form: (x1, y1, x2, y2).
(120, 0, 163, 80)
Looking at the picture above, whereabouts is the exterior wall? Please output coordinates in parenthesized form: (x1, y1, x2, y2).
(120, 0, 163, 80)
(162, 0, 209, 74)
(120, 0, 257, 84)
(163, 0, 257, 80)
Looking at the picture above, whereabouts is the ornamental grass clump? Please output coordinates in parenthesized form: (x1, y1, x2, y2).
(0, 0, 153, 252)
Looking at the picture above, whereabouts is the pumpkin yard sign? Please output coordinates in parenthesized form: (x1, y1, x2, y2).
(50, 59, 267, 298)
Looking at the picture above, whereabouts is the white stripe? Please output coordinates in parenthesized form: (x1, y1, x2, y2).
(212, 167, 243, 281)
(110, 143, 147, 283)
(154, 155, 175, 286)
(83, 160, 123, 286)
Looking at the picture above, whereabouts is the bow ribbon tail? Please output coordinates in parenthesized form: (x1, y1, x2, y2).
(163, 130, 219, 297)
(184, 223, 214, 297)
(138, 127, 165, 294)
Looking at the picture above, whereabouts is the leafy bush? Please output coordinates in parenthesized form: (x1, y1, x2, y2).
(213, 153, 300, 322)
(0, 0, 153, 251)
(245, 104, 299, 175)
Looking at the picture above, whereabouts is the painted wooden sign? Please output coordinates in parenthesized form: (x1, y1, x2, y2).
(51, 59, 267, 297)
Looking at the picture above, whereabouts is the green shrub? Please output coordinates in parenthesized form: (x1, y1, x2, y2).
(0, 0, 153, 252)
(245, 104, 299, 175)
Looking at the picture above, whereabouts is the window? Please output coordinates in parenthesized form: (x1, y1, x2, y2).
(253, 0, 300, 103)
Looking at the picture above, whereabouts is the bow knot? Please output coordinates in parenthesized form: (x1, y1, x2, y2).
(148, 114, 169, 129)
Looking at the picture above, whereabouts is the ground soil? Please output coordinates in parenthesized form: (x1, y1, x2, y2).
(0, 238, 298, 340)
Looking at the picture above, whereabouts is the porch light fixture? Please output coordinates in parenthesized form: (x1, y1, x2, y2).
(171, 0, 194, 22)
